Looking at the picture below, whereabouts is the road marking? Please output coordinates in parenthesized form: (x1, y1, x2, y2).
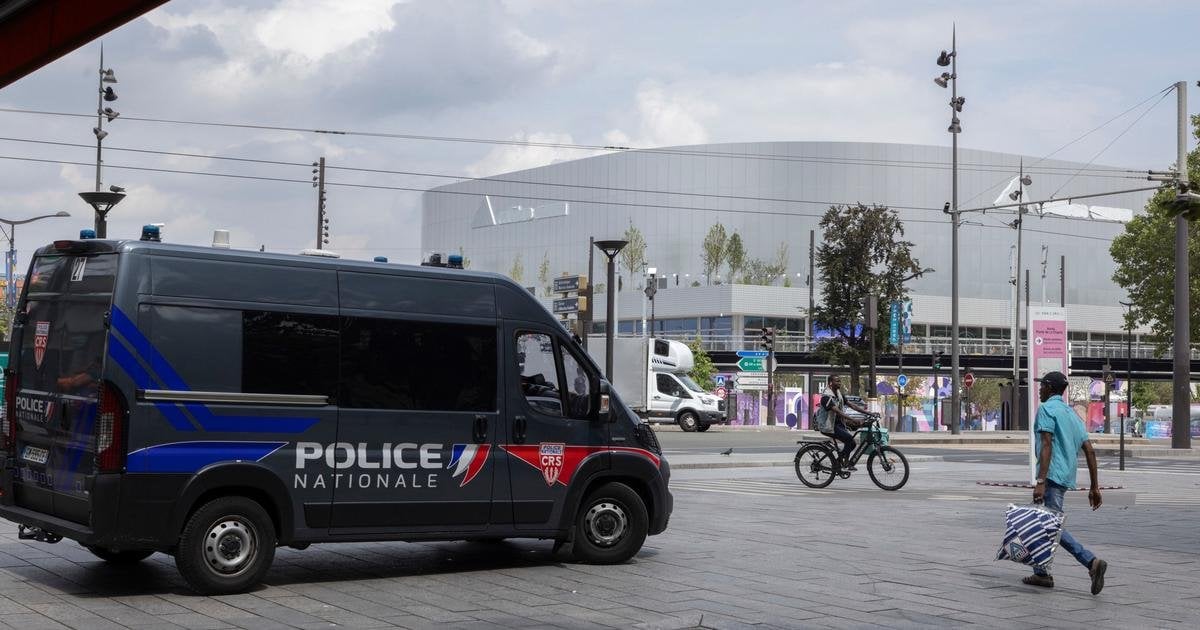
(1135, 493, 1200, 506)
(671, 479, 868, 498)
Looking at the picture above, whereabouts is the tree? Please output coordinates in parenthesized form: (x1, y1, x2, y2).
(620, 222, 647, 283)
(1110, 113, 1200, 353)
(508, 253, 524, 284)
(538, 251, 551, 296)
(812, 204, 930, 395)
(701, 223, 727, 285)
(740, 242, 789, 285)
(687, 337, 717, 391)
(457, 247, 472, 270)
(725, 231, 746, 283)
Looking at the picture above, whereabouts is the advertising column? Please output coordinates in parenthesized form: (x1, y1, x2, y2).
(1027, 306, 1068, 484)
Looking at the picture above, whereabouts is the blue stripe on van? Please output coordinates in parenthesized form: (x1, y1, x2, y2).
(108, 333, 197, 431)
(109, 307, 191, 390)
(126, 441, 288, 473)
(108, 306, 318, 434)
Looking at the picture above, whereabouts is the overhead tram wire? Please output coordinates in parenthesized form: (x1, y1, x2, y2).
(1050, 89, 1172, 197)
(0, 136, 1149, 218)
(0, 106, 1146, 175)
(0, 153, 1130, 244)
(957, 84, 1176, 208)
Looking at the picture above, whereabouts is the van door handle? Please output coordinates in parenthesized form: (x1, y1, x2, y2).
(473, 415, 487, 443)
(513, 415, 527, 444)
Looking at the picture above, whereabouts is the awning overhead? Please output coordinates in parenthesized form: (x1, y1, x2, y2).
(0, 0, 167, 90)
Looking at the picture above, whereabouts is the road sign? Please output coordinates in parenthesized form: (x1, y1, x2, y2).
(715, 375, 727, 387)
(963, 372, 975, 389)
(737, 357, 765, 372)
(714, 387, 727, 400)
(552, 296, 588, 314)
(552, 275, 588, 293)
(734, 373, 768, 386)
(897, 374, 908, 388)
(736, 350, 768, 358)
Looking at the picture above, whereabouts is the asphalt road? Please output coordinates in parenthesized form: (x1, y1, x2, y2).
(0, 459, 1196, 629)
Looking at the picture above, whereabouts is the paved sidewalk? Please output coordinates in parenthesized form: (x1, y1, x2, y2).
(0, 459, 1195, 629)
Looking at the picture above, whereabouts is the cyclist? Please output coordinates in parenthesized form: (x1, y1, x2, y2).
(818, 375, 872, 470)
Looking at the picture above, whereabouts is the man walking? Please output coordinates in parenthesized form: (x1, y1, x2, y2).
(1022, 371, 1108, 594)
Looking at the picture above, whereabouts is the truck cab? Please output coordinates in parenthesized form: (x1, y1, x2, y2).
(589, 337, 724, 432)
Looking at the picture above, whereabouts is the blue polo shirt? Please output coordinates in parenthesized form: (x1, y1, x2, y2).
(1034, 394, 1089, 489)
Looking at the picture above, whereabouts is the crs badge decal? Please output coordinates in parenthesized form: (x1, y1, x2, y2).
(34, 321, 50, 368)
(537, 443, 565, 485)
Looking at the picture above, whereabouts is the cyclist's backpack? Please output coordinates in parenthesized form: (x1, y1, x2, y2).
(813, 397, 834, 433)
(995, 503, 1065, 570)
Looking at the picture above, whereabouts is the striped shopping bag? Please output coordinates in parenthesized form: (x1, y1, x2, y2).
(996, 503, 1065, 570)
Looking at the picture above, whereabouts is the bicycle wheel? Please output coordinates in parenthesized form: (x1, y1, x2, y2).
(794, 444, 836, 488)
(866, 446, 909, 491)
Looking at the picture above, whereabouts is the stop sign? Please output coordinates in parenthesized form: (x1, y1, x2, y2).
(963, 372, 975, 389)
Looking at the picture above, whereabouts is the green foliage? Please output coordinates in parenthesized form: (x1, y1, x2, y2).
(968, 377, 1004, 416)
(740, 242, 789, 285)
(701, 223, 727, 284)
(1111, 114, 1200, 352)
(725, 231, 746, 283)
(1131, 381, 1174, 414)
(620, 222, 647, 279)
(508, 252, 524, 284)
(537, 251, 551, 295)
(687, 336, 717, 390)
(813, 204, 930, 394)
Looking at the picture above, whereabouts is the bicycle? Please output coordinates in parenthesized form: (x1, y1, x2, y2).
(793, 415, 910, 490)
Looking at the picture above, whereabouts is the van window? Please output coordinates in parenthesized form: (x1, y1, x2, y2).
(340, 317, 496, 411)
(561, 349, 592, 419)
(243, 311, 339, 397)
(516, 333, 563, 416)
(656, 373, 690, 399)
(16, 254, 116, 395)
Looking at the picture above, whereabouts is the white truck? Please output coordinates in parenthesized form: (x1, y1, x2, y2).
(588, 337, 725, 432)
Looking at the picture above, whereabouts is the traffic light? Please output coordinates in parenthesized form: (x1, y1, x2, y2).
(933, 350, 944, 371)
(760, 327, 775, 351)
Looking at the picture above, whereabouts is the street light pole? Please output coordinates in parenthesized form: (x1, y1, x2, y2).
(1171, 81, 1191, 450)
(1120, 300, 1134, 420)
(935, 26, 963, 434)
(595, 240, 628, 380)
(0, 212, 72, 310)
(645, 268, 658, 338)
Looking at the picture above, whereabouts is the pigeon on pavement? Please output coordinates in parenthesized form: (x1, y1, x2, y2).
(719, 448, 733, 456)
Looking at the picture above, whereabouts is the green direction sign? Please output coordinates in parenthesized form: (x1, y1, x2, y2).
(737, 357, 765, 372)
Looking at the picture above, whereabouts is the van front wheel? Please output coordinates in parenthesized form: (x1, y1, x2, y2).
(176, 496, 276, 595)
(677, 411, 698, 432)
(85, 545, 154, 564)
(573, 482, 648, 565)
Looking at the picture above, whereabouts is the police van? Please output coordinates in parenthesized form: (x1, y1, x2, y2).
(0, 235, 671, 594)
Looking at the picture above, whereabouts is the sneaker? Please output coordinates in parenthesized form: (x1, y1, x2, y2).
(1089, 558, 1107, 595)
(1022, 574, 1054, 588)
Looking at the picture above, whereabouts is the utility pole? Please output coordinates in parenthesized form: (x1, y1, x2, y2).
(1012, 164, 1026, 430)
(1059, 255, 1065, 308)
(583, 236, 595, 350)
(312, 157, 328, 249)
(1171, 80, 1191, 450)
(1040, 246, 1048, 304)
(933, 26, 964, 435)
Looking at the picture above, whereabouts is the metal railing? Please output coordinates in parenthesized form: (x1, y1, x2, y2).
(645, 331, 1200, 360)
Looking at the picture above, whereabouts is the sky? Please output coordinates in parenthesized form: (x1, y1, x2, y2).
(0, 0, 1195, 265)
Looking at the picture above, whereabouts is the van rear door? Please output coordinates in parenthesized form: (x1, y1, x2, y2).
(9, 251, 116, 524)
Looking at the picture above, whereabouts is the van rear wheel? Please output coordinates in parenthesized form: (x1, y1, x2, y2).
(573, 482, 648, 565)
(696, 423, 711, 432)
(85, 545, 154, 564)
(176, 496, 276, 595)
(677, 411, 698, 432)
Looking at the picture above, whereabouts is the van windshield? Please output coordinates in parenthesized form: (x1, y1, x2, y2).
(15, 253, 117, 396)
(677, 375, 707, 394)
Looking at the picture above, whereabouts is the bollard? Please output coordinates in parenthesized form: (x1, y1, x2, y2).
(1119, 414, 1125, 471)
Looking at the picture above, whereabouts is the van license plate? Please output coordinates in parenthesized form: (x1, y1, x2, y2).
(21, 446, 49, 465)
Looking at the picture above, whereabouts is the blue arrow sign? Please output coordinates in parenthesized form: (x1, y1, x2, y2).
(897, 374, 908, 388)
(736, 350, 768, 358)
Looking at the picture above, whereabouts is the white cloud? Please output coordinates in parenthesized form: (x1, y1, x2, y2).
(465, 132, 603, 177)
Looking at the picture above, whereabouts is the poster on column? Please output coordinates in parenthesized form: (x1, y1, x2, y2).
(1027, 306, 1068, 483)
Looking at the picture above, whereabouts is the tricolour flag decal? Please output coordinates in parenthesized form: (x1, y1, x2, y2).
(448, 443, 491, 487)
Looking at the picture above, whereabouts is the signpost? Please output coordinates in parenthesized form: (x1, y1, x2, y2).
(552, 275, 588, 293)
(897, 374, 908, 388)
(734, 373, 768, 391)
(963, 372, 975, 389)
(553, 273, 589, 336)
(737, 357, 765, 372)
(552, 296, 587, 314)
(1027, 306, 1069, 483)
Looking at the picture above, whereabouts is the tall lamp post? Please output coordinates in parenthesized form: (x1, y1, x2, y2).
(934, 26, 965, 434)
(1, 211, 71, 310)
(595, 239, 628, 379)
(83, 45, 125, 238)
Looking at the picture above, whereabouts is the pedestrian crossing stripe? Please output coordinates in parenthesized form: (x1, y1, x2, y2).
(1135, 493, 1200, 506)
(670, 479, 867, 497)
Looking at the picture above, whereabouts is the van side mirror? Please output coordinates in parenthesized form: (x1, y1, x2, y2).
(597, 381, 613, 423)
